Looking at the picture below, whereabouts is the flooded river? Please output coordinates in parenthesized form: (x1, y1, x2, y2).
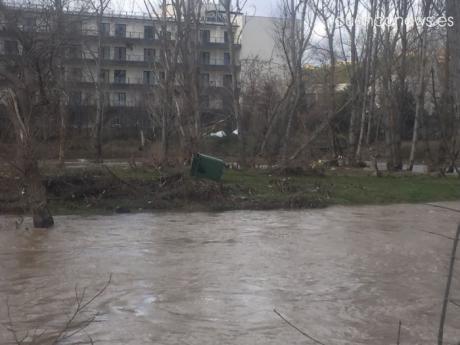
(1, 203, 460, 345)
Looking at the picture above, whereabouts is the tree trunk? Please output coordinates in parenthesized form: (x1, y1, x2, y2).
(356, 0, 376, 160)
(94, 8, 104, 163)
(58, 94, 66, 167)
(160, 110, 168, 163)
(224, 0, 245, 167)
(21, 139, 54, 228)
(347, 0, 360, 164)
(409, 0, 432, 170)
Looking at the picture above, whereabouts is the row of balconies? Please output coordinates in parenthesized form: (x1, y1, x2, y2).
(64, 55, 239, 70)
(76, 55, 235, 67)
(0, 22, 240, 48)
(69, 91, 225, 110)
(79, 28, 237, 45)
(67, 78, 233, 90)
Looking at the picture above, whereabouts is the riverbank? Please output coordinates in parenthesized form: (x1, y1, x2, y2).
(2, 165, 460, 214)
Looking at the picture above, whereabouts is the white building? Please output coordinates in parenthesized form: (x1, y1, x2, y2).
(0, 2, 283, 129)
(240, 15, 285, 77)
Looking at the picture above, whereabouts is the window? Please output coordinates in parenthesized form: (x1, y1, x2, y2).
(159, 71, 166, 80)
(200, 73, 209, 87)
(143, 71, 152, 85)
(111, 116, 121, 127)
(70, 68, 82, 82)
(201, 52, 210, 65)
(100, 23, 110, 36)
(70, 91, 82, 106)
(114, 47, 126, 61)
(114, 70, 126, 84)
(67, 45, 81, 59)
(160, 30, 172, 40)
(85, 92, 95, 105)
(210, 96, 223, 110)
(223, 74, 232, 88)
(103, 92, 110, 106)
(4, 40, 18, 55)
(224, 31, 229, 43)
(101, 46, 111, 59)
(116, 92, 126, 105)
(100, 69, 110, 83)
(70, 20, 82, 34)
(201, 95, 209, 108)
(144, 26, 154, 40)
(144, 48, 155, 62)
(224, 52, 230, 65)
(201, 30, 210, 43)
(115, 23, 126, 37)
(23, 17, 35, 31)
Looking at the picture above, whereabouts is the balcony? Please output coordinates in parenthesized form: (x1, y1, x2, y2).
(66, 53, 156, 66)
(200, 58, 239, 71)
(200, 36, 240, 49)
(109, 99, 138, 107)
(80, 29, 161, 42)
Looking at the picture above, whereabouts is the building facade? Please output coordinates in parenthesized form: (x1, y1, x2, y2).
(0, 1, 244, 131)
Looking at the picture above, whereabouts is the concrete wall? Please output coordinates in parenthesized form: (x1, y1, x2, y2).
(240, 16, 285, 78)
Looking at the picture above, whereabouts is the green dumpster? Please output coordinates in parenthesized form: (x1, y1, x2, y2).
(190, 153, 225, 181)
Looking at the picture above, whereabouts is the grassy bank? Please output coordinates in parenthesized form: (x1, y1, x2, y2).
(1, 166, 460, 215)
(223, 169, 460, 204)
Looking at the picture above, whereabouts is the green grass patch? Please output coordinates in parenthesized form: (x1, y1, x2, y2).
(222, 169, 460, 206)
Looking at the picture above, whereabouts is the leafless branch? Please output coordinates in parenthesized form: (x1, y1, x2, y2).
(273, 308, 328, 345)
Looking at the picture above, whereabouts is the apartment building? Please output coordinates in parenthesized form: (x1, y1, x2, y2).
(0, 1, 243, 130)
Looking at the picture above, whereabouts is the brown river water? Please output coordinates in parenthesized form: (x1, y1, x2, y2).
(1, 203, 460, 345)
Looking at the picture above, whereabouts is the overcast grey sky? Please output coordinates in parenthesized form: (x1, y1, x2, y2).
(119, 0, 280, 17)
(244, 0, 278, 17)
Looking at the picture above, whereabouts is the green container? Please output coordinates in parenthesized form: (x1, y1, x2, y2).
(190, 153, 225, 181)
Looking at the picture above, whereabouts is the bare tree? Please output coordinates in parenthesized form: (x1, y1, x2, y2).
(144, 0, 182, 164)
(84, 0, 111, 163)
(355, 0, 378, 160)
(338, 0, 359, 162)
(220, 0, 248, 165)
(0, 1, 65, 228)
(258, 0, 317, 167)
(178, 0, 203, 157)
(408, 0, 433, 170)
(314, 0, 340, 158)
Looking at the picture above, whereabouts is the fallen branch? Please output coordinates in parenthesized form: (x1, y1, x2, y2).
(396, 320, 402, 345)
(418, 229, 455, 241)
(4, 274, 112, 345)
(424, 204, 460, 214)
(449, 299, 460, 308)
(437, 224, 460, 345)
(51, 273, 112, 345)
(273, 309, 327, 345)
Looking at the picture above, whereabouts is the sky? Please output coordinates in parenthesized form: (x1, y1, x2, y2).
(117, 0, 280, 18)
(243, 0, 278, 17)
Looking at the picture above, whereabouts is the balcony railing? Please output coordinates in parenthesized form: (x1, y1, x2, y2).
(200, 37, 240, 45)
(201, 80, 225, 88)
(98, 54, 156, 63)
(201, 58, 232, 66)
(81, 29, 159, 40)
(201, 36, 228, 44)
(109, 99, 138, 107)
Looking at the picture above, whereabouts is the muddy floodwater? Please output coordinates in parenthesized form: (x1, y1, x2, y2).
(1, 204, 460, 345)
